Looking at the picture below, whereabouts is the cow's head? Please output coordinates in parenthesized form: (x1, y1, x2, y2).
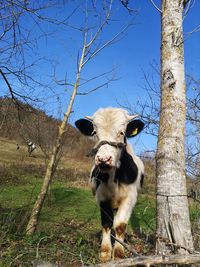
(75, 108, 144, 171)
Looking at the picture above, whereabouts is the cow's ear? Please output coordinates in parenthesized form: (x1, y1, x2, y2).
(75, 119, 94, 136)
(126, 119, 144, 138)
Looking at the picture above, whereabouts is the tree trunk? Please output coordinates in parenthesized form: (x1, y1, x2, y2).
(156, 0, 194, 254)
(25, 65, 83, 235)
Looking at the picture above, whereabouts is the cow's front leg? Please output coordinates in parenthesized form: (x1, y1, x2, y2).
(113, 193, 137, 260)
(100, 201, 113, 263)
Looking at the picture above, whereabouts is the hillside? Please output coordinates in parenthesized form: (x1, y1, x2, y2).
(0, 97, 93, 159)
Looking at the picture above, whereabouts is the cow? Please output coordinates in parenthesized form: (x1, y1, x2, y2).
(75, 107, 144, 262)
(27, 140, 36, 156)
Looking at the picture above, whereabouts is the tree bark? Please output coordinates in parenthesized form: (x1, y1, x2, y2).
(156, 0, 194, 254)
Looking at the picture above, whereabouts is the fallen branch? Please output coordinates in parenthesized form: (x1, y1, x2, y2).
(89, 254, 200, 267)
(110, 234, 140, 257)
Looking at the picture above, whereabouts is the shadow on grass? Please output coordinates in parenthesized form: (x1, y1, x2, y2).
(130, 195, 156, 244)
(27, 186, 100, 239)
(0, 186, 99, 235)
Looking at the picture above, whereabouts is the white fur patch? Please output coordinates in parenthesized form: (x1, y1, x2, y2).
(92, 108, 130, 168)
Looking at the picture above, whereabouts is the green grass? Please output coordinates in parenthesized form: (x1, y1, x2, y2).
(0, 181, 100, 266)
(0, 172, 156, 266)
(0, 178, 100, 230)
(190, 201, 200, 223)
(131, 195, 156, 234)
(1, 175, 199, 266)
(39, 186, 100, 232)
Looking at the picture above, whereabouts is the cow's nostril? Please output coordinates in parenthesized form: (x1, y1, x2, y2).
(97, 155, 112, 164)
(97, 156, 103, 163)
(106, 156, 112, 163)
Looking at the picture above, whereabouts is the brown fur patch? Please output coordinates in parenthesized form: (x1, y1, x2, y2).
(101, 244, 111, 253)
(113, 246, 124, 259)
(100, 244, 111, 263)
(115, 223, 127, 237)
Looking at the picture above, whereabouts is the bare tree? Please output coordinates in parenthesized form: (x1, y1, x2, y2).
(156, 0, 194, 254)
(1, 1, 45, 100)
(0, 0, 77, 106)
(25, 0, 131, 235)
(127, 62, 200, 182)
(186, 76, 200, 178)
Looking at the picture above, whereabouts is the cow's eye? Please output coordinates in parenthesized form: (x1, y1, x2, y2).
(119, 131, 124, 136)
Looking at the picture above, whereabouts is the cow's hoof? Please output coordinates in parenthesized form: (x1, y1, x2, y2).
(113, 245, 124, 260)
(100, 245, 112, 263)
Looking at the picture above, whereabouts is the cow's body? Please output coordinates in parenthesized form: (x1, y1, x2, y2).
(75, 108, 144, 262)
(27, 140, 36, 156)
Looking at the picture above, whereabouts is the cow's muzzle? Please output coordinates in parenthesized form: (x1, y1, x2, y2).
(87, 140, 126, 158)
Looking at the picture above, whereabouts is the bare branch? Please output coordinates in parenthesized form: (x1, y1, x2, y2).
(82, 22, 132, 67)
(149, 0, 162, 13)
(77, 78, 118, 96)
(120, 0, 137, 14)
(79, 67, 117, 87)
(85, 0, 113, 49)
(0, 68, 16, 101)
(183, 0, 193, 19)
(110, 234, 140, 257)
(185, 24, 200, 38)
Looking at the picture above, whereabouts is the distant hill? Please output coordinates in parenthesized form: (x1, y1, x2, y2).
(0, 97, 92, 159)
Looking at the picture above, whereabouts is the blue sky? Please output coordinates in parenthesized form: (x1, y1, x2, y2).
(1, 0, 200, 154)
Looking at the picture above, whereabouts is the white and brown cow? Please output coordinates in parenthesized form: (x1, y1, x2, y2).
(75, 108, 144, 262)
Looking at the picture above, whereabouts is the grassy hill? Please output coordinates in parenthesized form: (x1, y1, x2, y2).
(0, 136, 156, 266)
(0, 97, 93, 159)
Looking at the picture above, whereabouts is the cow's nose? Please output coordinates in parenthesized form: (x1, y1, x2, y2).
(96, 155, 112, 165)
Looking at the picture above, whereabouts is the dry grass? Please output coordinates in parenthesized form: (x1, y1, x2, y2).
(0, 136, 91, 174)
(0, 136, 92, 193)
